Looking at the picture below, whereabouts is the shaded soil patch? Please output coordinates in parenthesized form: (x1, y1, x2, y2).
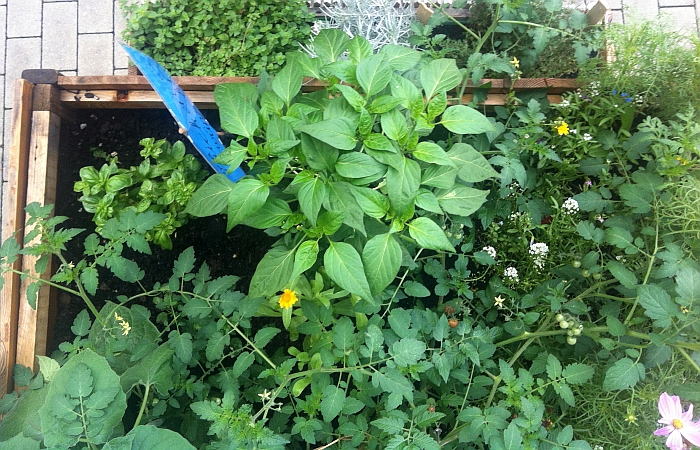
(51, 108, 276, 350)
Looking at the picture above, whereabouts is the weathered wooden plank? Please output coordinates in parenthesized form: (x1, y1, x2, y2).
(0, 80, 34, 394)
(32, 84, 76, 123)
(15, 111, 61, 376)
(57, 76, 327, 91)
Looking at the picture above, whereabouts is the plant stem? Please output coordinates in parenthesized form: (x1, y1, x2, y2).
(133, 383, 151, 428)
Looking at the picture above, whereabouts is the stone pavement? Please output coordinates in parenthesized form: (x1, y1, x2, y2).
(0, 0, 699, 240)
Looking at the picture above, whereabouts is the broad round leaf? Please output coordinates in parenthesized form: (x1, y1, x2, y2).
(362, 233, 402, 296)
(226, 179, 270, 231)
(407, 217, 455, 252)
(441, 105, 496, 135)
(324, 241, 374, 302)
(185, 174, 234, 217)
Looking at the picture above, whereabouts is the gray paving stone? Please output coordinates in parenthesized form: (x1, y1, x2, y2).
(5, 37, 41, 109)
(660, 6, 700, 34)
(114, 68, 129, 75)
(114, 1, 129, 69)
(78, 33, 114, 75)
(622, 0, 660, 21)
(610, 9, 624, 24)
(7, 0, 41, 37)
(43, 2, 78, 71)
(60, 70, 77, 76)
(78, 0, 113, 34)
(607, 0, 623, 9)
(659, 0, 695, 6)
(0, 6, 7, 74)
(3, 111, 11, 184)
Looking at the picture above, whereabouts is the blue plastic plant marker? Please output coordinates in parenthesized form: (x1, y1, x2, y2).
(120, 44, 245, 182)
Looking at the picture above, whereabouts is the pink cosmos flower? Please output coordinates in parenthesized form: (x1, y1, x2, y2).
(654, 393, 700, 450)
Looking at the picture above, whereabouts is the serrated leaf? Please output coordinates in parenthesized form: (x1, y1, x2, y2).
(182, 298, 211, 319)
(408, 217, 455, 252)
(676, 267, 700, 304)
(607, 261, 638, 288)
(504, 421, 523, 450)
(638, 284, 677, 328)
(71, 309, 92, 337)
(36, 355, 61, 383)
(403, 280, 430, 297)
(168, 331, 193, 364)
(324, 241, 373, 301)
(390, 337, 426, 367)
(561, 363, 594, 385)
(254, 327, 280, 348)
(321, 385, 345, 422)
(232, 351, 255, 378)
(606, 315, 626, 337)
(371, 416, 406, 434)
(205, 332, 230, 361)
(603, 358, 645, 391)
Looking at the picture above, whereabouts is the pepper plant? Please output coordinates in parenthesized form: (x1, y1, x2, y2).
(186, 29, 499, 321)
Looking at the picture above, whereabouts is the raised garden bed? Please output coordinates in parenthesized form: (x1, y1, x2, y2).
(0, 70, 579, 395)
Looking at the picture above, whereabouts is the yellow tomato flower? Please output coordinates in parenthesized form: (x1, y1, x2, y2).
(556, 122, 570, 135)
(511, 57, 519, 68)
(278, 289, 299, 309)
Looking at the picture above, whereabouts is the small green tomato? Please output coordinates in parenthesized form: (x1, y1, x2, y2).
(573, 328, 582, 336)
(560, 321, 570, 329)
(555, 314, 564, 322)
(572, 260, 582, 268)
(581, 269, 590, 277)
(567, 336, 577, 345)
(593, 273, 602, 280)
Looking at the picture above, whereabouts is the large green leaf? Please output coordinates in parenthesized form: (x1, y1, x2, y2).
(288, 52, 323, 79)
(350, 186, 390, 219)
(348, 35, 373, 64)
(362, 233, 401, 296)
(436, 186, 489, 217)
(291, 240, 319, 281)
(390, 73, 422, 108)
(448, 143, 499, 182)
(243, 197, 293, 229)
(300, 134, 339, 171)
(215, 84, 259, 138)
(335, 152, 387, 179)
(603, 358, 645, 391)
(335, 84, 366, 112)
(356, 53, 393, 96)
(407, 217, 455, 252)
(120, 344, 175, 396)
(413, 142, 455, 167)
(39, 349, 127, 448)
(298, 118, 357, 150)
(324, 241, 373, 301)
(103, 425, 196, 450)
(637, 284, 678, 328)
(380, 108, 409, 142)
(386, 156, 421, 216)
(326, 181, 366, 235)
(312, 29, 351, 63)
(272, 61, 303, 106)
(0, 386, 48, 442)
(420, 59, 462, 100)
(321, 385, 346, 423)
(213, 140, 248, 172)
(440, 105, 496, 135)
(185, 174, 235, 217)
(380, 45, 422, 71)
(226, 179, 270, 231)
(249, 245, 295, 297)
(297, 176, 326, 226)
(421, 165, 458, 189)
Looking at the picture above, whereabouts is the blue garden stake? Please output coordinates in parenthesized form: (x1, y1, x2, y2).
(120, 44, 245, 182)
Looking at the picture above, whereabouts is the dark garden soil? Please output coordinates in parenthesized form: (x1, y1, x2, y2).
(51, 108, 276, 351)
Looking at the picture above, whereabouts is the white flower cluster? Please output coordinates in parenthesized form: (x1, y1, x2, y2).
(482, 246, 497, 259)
(558, 98, 570, 108)
(504, 266, 519, 282)
(586, 81, 600, 97)
(593, 446, 604, 450)
(583, 133, 592, 141)
(529, 242, 549, 269)
(562, 198, 579, 215)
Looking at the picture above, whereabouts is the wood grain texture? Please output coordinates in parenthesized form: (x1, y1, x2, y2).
(0, 80, 34, 394)
(15, 111, 61, 376)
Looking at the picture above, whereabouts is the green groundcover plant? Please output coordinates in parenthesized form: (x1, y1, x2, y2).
(119, 0, 314, 77)
(1, 27, 700, 450)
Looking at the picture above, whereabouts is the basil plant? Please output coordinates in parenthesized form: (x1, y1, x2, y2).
(186, 29, 499, 309)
